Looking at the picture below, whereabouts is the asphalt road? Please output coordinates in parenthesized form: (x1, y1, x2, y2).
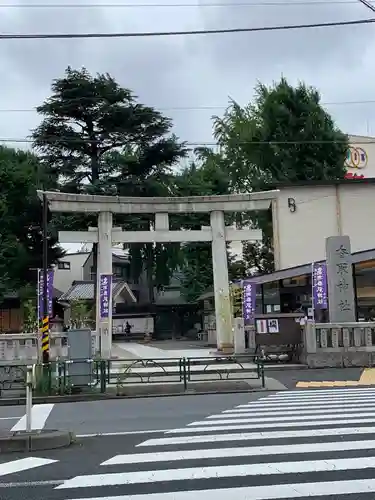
(3, 388, 375, 499)
(0, 392, 266, 435)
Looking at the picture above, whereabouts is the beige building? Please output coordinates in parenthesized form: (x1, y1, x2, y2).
(273, 180, 375, 270)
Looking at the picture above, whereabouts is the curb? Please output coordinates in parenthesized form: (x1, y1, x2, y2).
(0, 384, 270, 406)
(0, 430, 75, 453)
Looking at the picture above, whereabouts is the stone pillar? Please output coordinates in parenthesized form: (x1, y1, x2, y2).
(210, 210, 233, 351)
(234, 317, 246, 354)
(326, 235, 356, 323)
(96, 212, 113, 359)
(304, 322, 317, 353)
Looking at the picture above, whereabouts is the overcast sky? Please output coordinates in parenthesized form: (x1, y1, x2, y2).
(0, 0, 375, 153)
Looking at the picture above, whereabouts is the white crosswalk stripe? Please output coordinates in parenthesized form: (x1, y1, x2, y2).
(0, 457, 58, 477)
(57, 387, 375, 499)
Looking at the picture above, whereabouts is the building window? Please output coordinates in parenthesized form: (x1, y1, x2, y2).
(112, 264, 130, 280)
(58, 261, 71, 270)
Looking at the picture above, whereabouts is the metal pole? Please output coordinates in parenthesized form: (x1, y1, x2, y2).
(25, 365, 33, 433)
(42, 193, 50, 364)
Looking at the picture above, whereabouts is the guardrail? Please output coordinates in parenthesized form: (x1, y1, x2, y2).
(0, 355, 265, 397)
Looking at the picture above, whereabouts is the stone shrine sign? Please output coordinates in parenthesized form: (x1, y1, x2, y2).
(325, 235, 356, 323)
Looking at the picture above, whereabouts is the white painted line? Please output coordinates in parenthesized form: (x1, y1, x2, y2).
(270, 387, 375, 395)
(235, 400, 375, 409)
(138, 425, 375, 447)
(0, 457, 57, 477)
(56, 456, 375, 489)
(101, 439, 375, 466)
(207, 406, 375, 418)
(0, 417, 19, 420)
(0, 479, 63, 488)
(188, 411, 375, 426)
(77, 429, 169, 438)
(266, 390, 375, 398)
(166, 416, 375, 433)
(11, 404, 54, 431)
(59, 479, 375, 500)
(261, 395, 375, 402)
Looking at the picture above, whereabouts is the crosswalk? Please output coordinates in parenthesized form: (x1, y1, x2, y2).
(54, 387, 375, 499)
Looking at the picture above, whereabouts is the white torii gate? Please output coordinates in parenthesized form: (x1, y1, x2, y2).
(38, 190, 278, 358)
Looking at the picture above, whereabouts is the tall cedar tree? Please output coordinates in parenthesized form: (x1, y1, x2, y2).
(213, 77, 348, 274)
(32, 67, 186, 301)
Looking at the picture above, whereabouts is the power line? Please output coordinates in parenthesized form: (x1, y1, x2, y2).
(1, 99, 375, 113)
(2, 137, 375, 145)
(0, 1, 370, 6)
(357, 0, 375, 12)
(0, 17, 374, 39)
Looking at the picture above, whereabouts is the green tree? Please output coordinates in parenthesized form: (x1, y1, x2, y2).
(0, 146, 63, 300)
(176, 149, 241, 302)
(213, 77, 348, 273)
(32, 67, 186, 302)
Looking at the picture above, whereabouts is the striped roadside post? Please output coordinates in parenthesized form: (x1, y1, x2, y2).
(41, 316, 49, 362)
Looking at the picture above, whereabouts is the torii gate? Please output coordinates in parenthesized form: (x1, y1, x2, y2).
(38, 190, 278, 358)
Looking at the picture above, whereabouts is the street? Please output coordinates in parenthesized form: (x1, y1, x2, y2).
(2, 388, 375, 498)
(0, 392, 266, 436)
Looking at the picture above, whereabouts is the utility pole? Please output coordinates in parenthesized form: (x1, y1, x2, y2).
(41, 193, 50, 363)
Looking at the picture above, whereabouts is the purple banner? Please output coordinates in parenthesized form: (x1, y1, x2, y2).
(312, 262, 328, 309)
(242, 280, 257, 325)
(38, 269, 54, 320)
(99, 274, 112, 320)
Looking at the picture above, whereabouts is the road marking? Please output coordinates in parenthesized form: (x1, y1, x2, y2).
(55, 456, 375, 489)
(206, 406, 375, 418)
(0, 479, 63, 488)
(0, 417, 19, 420)
(268, 387, 375, 395)
(256, 395, 375, 403)
(138, 425, 375, 447)
(101, 439, 375, 466)
(266, 392, 375, 399)
(58, 479, 375, 499)
(268, 388, 375, 397)
(11, 404, 54, 431)
(235, 400, 375, 408)
(76, 429, 170, 438)
(296, 381, 364, 387)
(188, 410, 375, 426)
(167, 417, 375, 433)
(0, 457, 58, 477)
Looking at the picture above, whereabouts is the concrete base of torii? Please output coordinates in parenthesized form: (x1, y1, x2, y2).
(38, 189, 279, 357)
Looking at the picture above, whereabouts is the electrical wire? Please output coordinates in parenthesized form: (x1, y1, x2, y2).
(0, 99, 375, 113)
(2, 138, 375, 145)
(0, 1, 371, 6)
(357, 0, 375, 13)
(0, 17, 374, 39)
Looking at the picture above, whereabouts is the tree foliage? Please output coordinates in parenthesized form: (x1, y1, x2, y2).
(32, 67, 186, 301)
(175, 149, 242, 302)
(0, 146, 62, 300)
(212, 77, 349, 274)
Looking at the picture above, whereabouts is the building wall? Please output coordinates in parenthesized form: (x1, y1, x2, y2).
(274, 183, 375, 270)
(53, 252, 89, 293)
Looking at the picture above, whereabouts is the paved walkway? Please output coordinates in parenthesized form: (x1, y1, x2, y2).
(112, 342, 215, 360)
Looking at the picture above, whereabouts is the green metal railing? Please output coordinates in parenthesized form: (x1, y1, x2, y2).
(0, 355, 265, 397)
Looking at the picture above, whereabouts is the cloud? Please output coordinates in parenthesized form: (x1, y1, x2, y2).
(0, 0, 374, 152)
